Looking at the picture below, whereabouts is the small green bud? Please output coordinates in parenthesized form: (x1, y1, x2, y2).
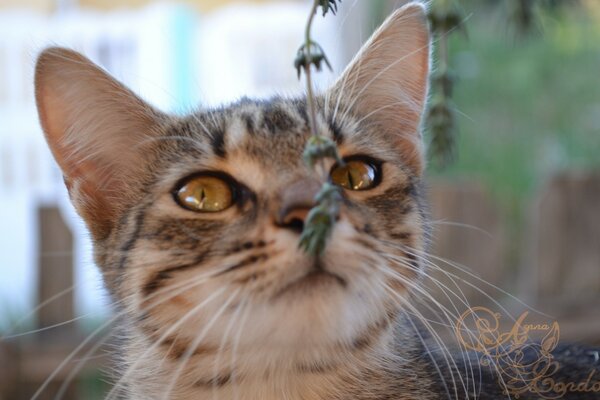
(428, 0, 466, 35)
(427, 94, 457, 167)
(303, 135, 344, 169)
(299, 183, 342, 256)
(318, 0, 341, 16)
(294, 42, 332, 79)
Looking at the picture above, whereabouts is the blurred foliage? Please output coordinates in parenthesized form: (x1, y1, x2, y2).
(397, 0, 600, 268)
(429, 0, 600, 267)
(427, 0, 466, 167)
(425, 0, 590, 168)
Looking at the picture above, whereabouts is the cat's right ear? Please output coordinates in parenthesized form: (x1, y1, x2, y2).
(35, 47, 164, 240)
(328, 3, 430, 175)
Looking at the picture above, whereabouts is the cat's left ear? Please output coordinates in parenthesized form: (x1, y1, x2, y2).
(329, 3, 430, 175)
(35, 47, 165, 240)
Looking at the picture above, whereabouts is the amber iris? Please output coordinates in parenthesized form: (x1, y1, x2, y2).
(330, 159, 379, 191)
(175, 175, 233, 212)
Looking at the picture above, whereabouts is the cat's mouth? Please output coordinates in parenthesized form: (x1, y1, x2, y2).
(274, 261, 347, 298)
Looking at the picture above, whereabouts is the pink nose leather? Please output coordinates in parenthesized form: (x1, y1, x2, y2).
(277, 178, 322, 232)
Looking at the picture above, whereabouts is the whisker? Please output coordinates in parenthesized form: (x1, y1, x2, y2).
(230, 296, 253, 400)
(404, 304, 456, 400)
(54, 326, 113, 400)
(427, 219, 494, 239)
(351, 248, 468, 395)
(2, 313, 93, 340)
(380, 238, 548, 319)
(376, 241, 528, 395)
(31, 261, 235, 399)
(191, 112, 217, 138)
(30, 316, 114, 400)
(1, 285, 78, 339)
(105, 287, 227, 400)
(375, 266, 469, 398)
(160, 288, 241, 399)
(212, 296, 249, 399)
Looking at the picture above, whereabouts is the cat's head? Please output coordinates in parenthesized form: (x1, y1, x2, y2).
(35, 3, 429, 368)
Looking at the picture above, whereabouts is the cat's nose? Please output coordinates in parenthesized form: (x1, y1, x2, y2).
(276, 178, 321, 233)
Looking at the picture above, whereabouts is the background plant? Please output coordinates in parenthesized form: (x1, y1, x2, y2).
(422, 0, 583, 167)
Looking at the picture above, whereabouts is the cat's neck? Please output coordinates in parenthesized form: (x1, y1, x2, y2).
(123, 317, 437, 400)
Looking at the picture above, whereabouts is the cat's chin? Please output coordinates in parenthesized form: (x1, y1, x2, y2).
(272, 262, 347, 300)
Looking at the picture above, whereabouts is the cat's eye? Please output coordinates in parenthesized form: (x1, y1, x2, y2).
(174, 174, 234, 212)
(330, 157, 381, 191)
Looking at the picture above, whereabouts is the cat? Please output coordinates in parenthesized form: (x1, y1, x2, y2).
(34, 2, 599, 399)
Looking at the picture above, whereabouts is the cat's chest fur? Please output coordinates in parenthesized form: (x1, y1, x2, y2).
(123, 321, 440, 400)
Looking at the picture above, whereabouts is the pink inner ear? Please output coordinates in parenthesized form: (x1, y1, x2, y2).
(35, 47, 162, 240)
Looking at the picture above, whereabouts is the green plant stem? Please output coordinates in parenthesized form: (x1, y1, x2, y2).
(304, 0, 327, 178)
(297, 0, 343, 256)
(304, 1, 319, 137)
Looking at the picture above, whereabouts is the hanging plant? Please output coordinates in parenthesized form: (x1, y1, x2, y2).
(295, 0, 344, 256)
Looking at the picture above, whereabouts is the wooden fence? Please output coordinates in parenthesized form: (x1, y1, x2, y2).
(428, 172, 600, 345)
(1, 171, 600, 399)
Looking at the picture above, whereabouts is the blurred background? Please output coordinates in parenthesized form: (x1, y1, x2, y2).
(0, 0, 599, 398)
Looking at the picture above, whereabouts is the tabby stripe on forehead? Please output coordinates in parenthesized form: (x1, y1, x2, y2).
(329, 117, 344, 144)
(293, 100, 309, 127)
(242, 113, 256, 136)
(261, 105, 296, 133)
(210, 128, 227, 158)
